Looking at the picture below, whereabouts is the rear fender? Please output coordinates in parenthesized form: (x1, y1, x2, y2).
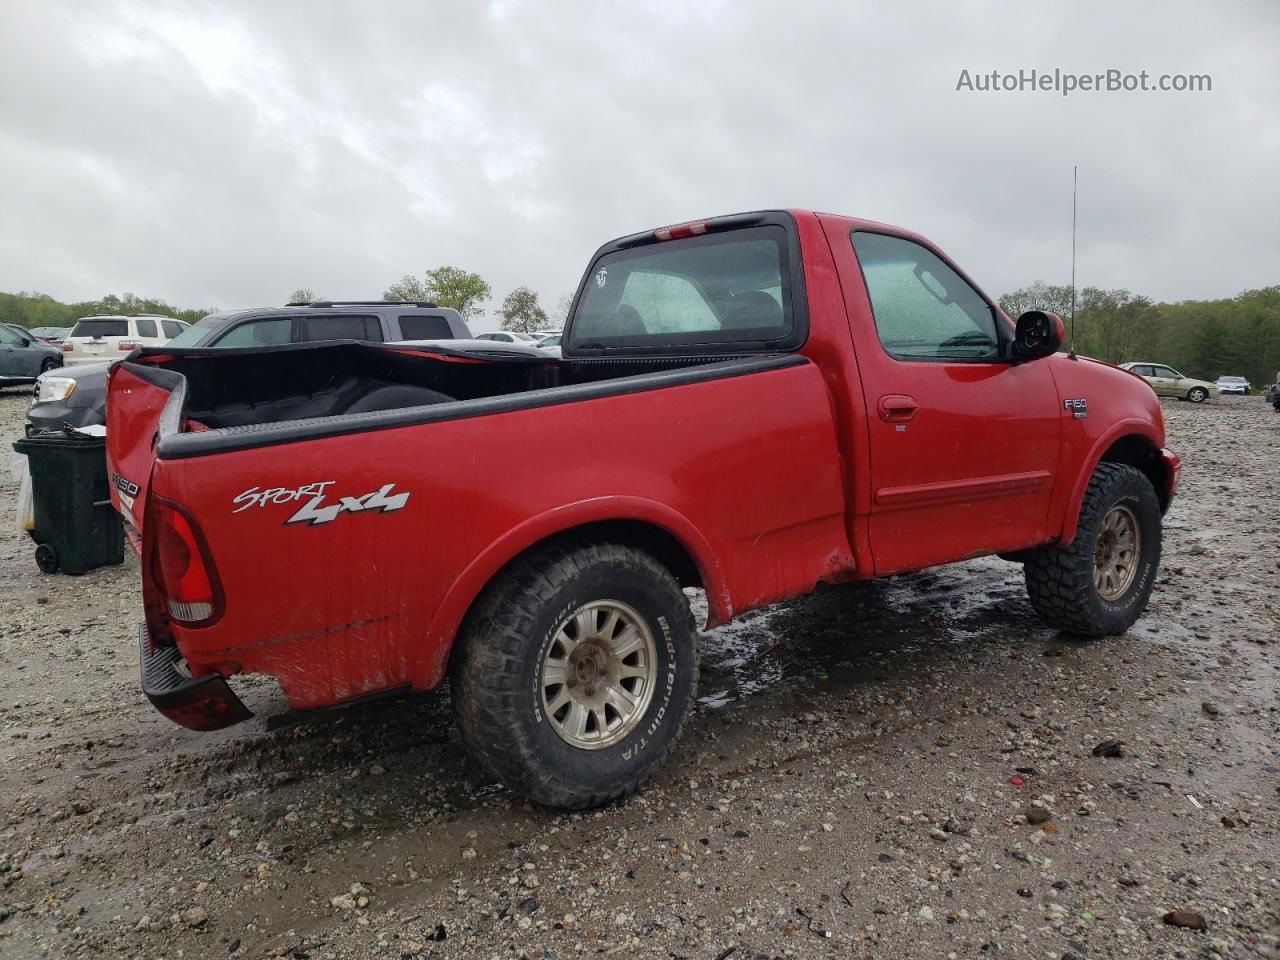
(409, 497, 726, 691)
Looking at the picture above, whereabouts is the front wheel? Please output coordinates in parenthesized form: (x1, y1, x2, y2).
(452, 540, 698, 809)
(1187, 387, 1208, 403)
(1023, 463, 1161, 636)
(40, 358, 59, 374)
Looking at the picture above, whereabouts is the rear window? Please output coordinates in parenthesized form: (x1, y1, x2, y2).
(72, 319, 127, 338)
(568, 225, 795, 353)
(397, 315, 453, 340)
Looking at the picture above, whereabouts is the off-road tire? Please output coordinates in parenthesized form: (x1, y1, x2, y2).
(1186, 387, 1208, 403)
(1023, 463, 1161, 636)
(451, 540, 698, 809)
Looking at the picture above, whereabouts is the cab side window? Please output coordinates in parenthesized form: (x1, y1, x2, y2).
(215, 319, 293, 347)
(300, 314, 382, 342)
(0, 327, 24, 346)
(850, 232, 999, 361)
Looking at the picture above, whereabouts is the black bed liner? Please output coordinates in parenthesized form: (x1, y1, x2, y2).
(122, 341, 808, 461)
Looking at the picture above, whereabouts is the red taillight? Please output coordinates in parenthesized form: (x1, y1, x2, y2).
(60, 343, 73, 352)
(152, 498, 223, 626)
(118, 341, 142, 351)
(653, 219, 709, 241)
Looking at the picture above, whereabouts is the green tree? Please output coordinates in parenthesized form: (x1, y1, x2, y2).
(288, 288, 315, 304)
(383, 275, 430, 303)
(499, 286, 548, 333)
(384, 266, 491, 321)
(999, 282, 1075, 320)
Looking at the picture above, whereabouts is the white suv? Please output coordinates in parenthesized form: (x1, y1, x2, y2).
(60, 314, 190, 365)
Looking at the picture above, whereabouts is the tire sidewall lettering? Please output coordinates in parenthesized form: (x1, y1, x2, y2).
(525, 582, 688, 766)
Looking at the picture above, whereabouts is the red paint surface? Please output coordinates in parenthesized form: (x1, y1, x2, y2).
(108, 210, 1174, 715)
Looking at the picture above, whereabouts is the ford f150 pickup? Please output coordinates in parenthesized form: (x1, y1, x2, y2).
(106, 210, 1180, 808)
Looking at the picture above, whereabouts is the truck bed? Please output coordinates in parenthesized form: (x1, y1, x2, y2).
(139, 341, 768, 457)
(107, 341, 855, 709)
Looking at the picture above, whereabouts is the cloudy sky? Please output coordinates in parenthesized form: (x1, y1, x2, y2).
(2, 1, 1277, 320)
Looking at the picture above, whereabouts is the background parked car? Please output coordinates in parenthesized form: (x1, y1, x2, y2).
(27, 326, 72, 343)
(1215, 375, 1249, 395)
(28, 301, 472, 433)
(534, 333, 562, 357)
(0, 323, 63, 386)
(1120, 362, 1219, 403)
(473, 330, 539, 344)
(60, 314, 189, 365)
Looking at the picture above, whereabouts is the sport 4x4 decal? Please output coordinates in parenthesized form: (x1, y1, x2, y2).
(232, 482, 409, 526)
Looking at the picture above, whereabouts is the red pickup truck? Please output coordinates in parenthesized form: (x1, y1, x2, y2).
(107, 210, 1179, 808)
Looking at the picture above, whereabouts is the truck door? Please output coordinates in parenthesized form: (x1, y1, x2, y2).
(831, 227, 1062, 574)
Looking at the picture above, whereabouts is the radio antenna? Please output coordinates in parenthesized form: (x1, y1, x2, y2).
(1069, 164, 1078, 359)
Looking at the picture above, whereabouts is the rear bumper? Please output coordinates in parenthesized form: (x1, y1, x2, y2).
(138, 623, 252, 731)
(1160, 448, 1181, 507)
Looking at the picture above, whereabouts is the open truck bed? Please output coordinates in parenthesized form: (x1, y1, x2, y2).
(108, 339, 850, 721)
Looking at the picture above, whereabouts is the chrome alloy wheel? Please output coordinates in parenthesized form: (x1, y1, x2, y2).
(539, 600, 658, 750)
(1094, 503, 1141, 601)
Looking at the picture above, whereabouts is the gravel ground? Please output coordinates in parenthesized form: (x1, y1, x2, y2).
(0, 390, 1276, 960)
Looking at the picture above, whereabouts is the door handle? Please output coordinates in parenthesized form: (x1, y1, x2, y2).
(878, 394, 918, 422)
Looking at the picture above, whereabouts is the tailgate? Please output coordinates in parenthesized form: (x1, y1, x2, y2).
(72, 337, 111, 357)
(105, 361, 186, 533)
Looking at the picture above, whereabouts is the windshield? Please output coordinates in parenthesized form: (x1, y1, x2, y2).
(165, 322, 213, 347)
(568, 225, 793, 352)
(1219, 376, 1245, 383)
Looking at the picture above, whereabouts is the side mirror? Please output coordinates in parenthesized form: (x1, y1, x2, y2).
(1011, 310, 1064, 362)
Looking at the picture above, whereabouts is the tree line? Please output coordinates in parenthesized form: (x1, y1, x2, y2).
(0, 267, 564, 337)
(3, 275, 1277, 385)
(0, 291, 208, 329)
(999, 282, 1280, 387)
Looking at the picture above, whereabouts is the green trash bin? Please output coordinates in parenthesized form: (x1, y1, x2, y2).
(12, 432, 125, 575)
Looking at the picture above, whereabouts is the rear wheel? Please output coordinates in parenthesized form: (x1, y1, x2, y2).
(452, 540, 698, 809)
(1187, 387, 1208, 403)
(1023, 463, 1161, 636)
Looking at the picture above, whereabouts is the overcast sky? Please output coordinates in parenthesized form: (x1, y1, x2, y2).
(2, 0, 1277, 320)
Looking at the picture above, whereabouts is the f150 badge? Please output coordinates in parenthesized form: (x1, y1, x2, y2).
(232, 481, 409, 526)
(1063, 398, 1088, 419)
(111, 472, 139, 511)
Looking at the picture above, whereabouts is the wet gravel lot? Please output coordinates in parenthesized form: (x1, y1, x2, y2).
(0, 390, 1276, 960)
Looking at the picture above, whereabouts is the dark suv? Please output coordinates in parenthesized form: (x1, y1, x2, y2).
(27, 301, 473, 434)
